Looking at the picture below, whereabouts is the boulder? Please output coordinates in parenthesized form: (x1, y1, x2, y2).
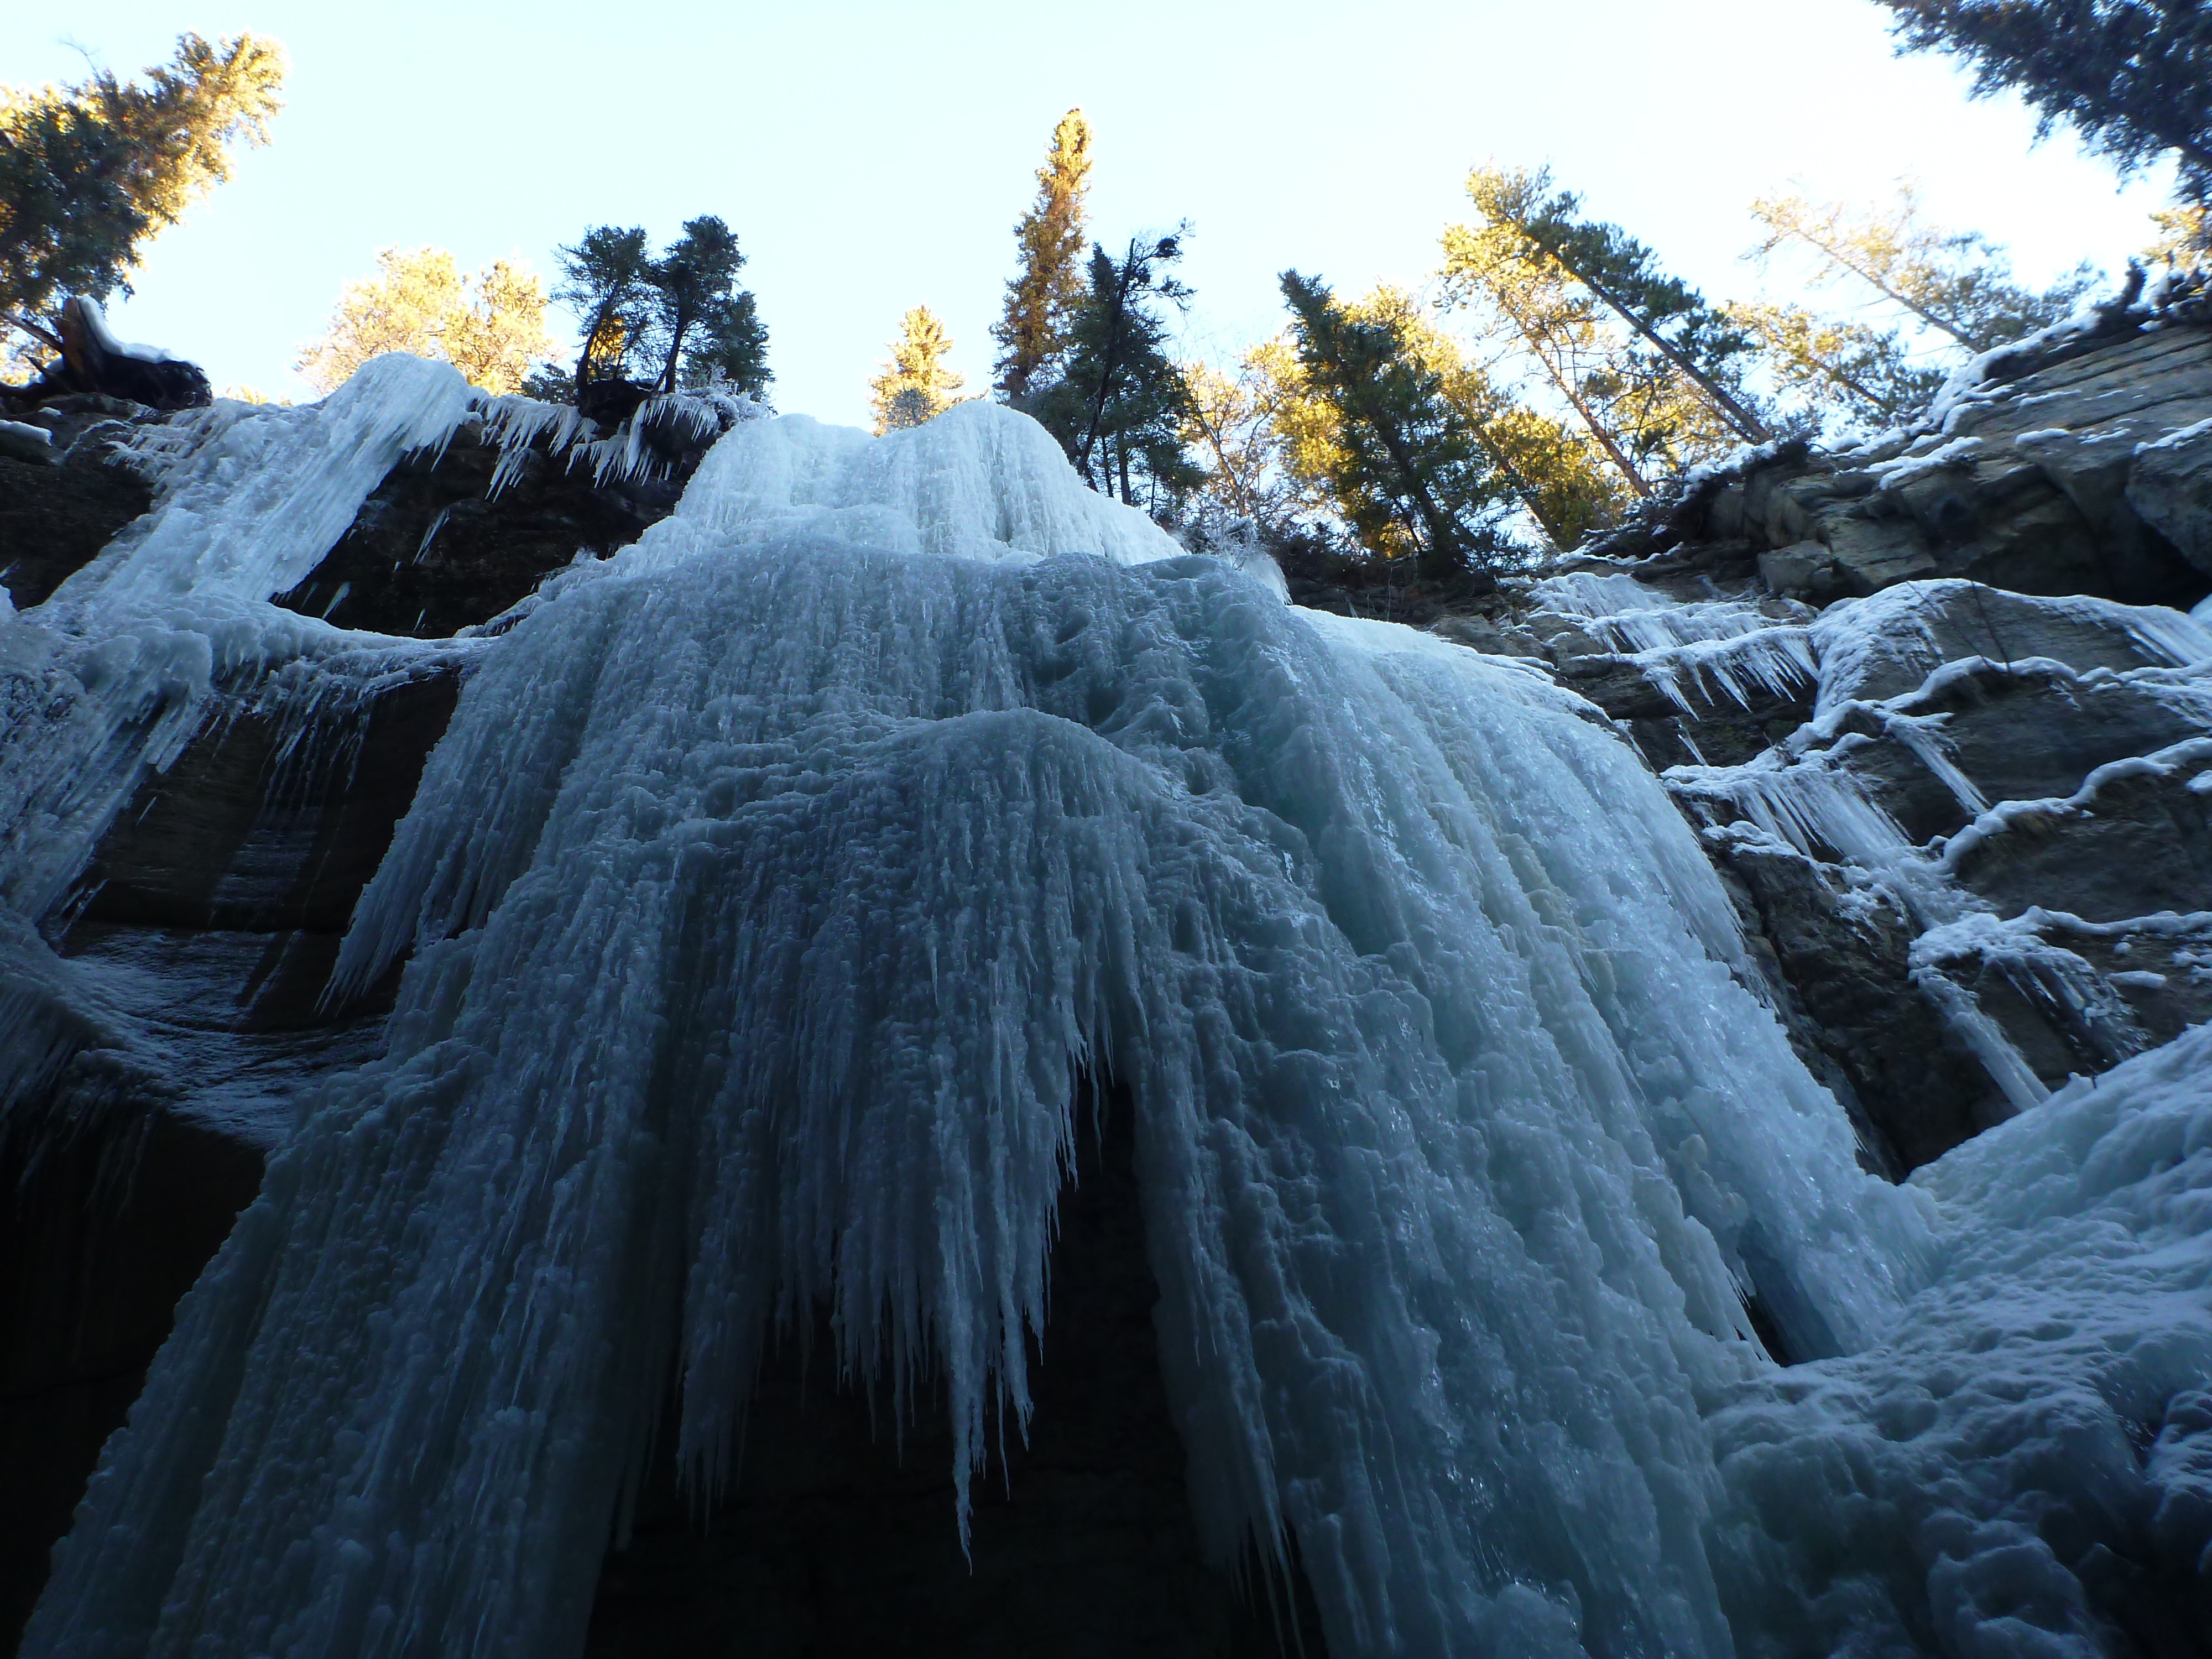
(2127, 419, 2212, 576)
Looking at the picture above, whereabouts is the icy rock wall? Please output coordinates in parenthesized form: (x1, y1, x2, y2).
(0, 356, 484, 928)
(23, 399, 1936, 1659)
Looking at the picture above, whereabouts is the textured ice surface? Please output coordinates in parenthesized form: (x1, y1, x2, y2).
(1710, 1022, 2212, 1656)
(17, 386, 2204, 1659)
(23, 399, 1940, 1659)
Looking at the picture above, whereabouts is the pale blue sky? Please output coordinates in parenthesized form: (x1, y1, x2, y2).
(4, 0, 2180, 425)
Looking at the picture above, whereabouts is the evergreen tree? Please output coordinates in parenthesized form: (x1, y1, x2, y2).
(992, 109, 1093, 401)
(1749, 186, 2098, 350)
(1725, 301, 1946, 424)
(1264, 283, 1616, 556)
(545, 220, 769, 401)
(682, 290, 772, 397)
(868, 305, 966, 432)
(297, 247, 555, 396)
(647, 216, 745, 393)
(1277, 272, 1515, 580)
(1462, 165, 1771, 444)
(552, 226, 654, 388)
(1036, 236, 1201, 509)
(1879, 0, 2212, 206)
(2, 33, 285, 371)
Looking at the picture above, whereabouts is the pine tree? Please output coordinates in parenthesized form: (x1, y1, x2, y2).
(2, 33, 285, 369)
(992, 109, 1093, 401)
(1265, 282, 1615, 557)
(1034, 236, 1201, 509)
(682, 290, 772, 397)
(868, 306, 966, 432)
(648, 216, 745, 393)
(296, 247, 554, 397)
(1277, 272, 1514, 581)
(552, 226, 654, 389)
(544, 220, 769, 401)
(1725, 301, 1947, 424)
(1462, 165, 1771, 444)
(1749, 186, 2099, 351)
(1879, 1, 2212, 206)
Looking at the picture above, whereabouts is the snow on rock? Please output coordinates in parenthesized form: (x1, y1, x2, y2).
(23, 400, 1942, 1659)
(66, 296, 180, 365)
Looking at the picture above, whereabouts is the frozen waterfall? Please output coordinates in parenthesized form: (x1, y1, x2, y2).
(11, 367, 2209, 1658)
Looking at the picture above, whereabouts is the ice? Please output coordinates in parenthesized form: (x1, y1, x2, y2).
(0, 356, 485, 927)
(1709, 1022, 2212, 1653)
(17, 375, 2206, 1659)
(1523, 570, 1818, 712)
(24, 398, 1937, 1659)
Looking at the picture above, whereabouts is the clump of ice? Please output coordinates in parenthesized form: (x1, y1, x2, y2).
(27, 401, 1935, 1659)
(1709, 1022, 2212, 1654)
(1525, 570, 1818, 711)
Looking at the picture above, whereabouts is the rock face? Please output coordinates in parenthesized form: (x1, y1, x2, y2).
(0, 666, 459, 1645)
(1588, 278, 2212, 614)
(0, 398, 159, 610)
(1381, 296, 2212, 1178)
(273, 399, 723, 637)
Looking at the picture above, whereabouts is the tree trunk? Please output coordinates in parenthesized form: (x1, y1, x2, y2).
(1537, 236, 1772, 442)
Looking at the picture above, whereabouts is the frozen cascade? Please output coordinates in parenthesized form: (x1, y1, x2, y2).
(14, 383, 2199, 1657)
(0, 354, 484, 925)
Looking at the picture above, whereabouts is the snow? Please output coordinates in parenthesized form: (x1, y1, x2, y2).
(11, 368, 2210, 1659)
(76, 296, 178, 365)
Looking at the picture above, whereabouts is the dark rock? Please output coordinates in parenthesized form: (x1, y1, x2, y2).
(1582, 306, 2212, 613)
(1704, 832, 2013, 1172)
(586, 1081, 1324, 1659)
(1949, 760, 2212, 924)
(0, 406, 157, 609)
(2049, 918, 2212, 1047)
(0, 1109, 263, 1650)
(274, 426, 665, 638)
(2128, 420, 2212, 578)
(577, 378, 651, 429)
(0, 667, 464, 1651)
